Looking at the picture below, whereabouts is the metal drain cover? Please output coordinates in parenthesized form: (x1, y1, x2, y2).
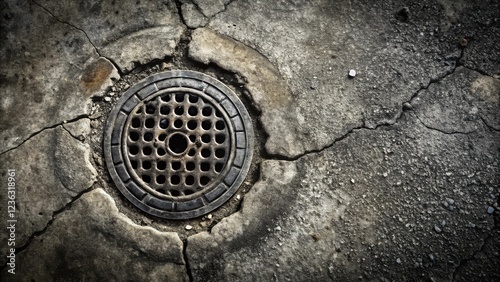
(104, 70, 253, 219)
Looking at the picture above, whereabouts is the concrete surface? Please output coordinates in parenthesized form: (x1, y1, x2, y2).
(1, 0, 499, 281)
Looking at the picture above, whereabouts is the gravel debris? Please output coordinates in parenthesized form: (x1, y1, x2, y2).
(434, 225, 442, 233)
(487, 206, 495, 214)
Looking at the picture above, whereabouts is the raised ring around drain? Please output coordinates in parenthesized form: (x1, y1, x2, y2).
(104, 70, 253, 220)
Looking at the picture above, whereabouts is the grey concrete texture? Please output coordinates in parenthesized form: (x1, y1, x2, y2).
(0, 126, 97, 266)
(0, 0, 499, 281)
(1, 189, 187, 281)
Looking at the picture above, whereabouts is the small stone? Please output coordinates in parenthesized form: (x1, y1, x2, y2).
(185, 225, 193, 230)
(487, 206, 495, 214)
(310, 83, 317, 90)
(95, 157, 103, 167)
(89, 112, 102, 119)
(396, 258, 401, 264)
(446, 198, 455, 205)
(459, 37, 468, 48)
(402, 102, 413, 111)
(275, 226, 282, 231)
(350, 178, 355, 184)
(348, 69, 356, 78)
(429, 254, 435, 261)
(236, 194, 241, 200)
(434, 225, 442, 233)
(207, 214, 213, 220)
(104, 97, 111, 102)
(90, 119, 100, 128)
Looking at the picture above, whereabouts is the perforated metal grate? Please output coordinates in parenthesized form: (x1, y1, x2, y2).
(104, 70, 253, 220)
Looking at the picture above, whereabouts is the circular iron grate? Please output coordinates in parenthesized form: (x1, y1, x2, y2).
(104, 70, 253, 219)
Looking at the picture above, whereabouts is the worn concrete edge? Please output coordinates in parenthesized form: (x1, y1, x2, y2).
(0, 187, 187, 272)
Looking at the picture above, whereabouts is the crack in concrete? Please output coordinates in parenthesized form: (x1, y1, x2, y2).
(209, 0, 237, 20)
(451, 232, 494, 281)
(61, 124, 86, 143)
(0, 114, 91, 156)
(102, 55, 125, 77)
(0, 185, 96, 273)
(182, 239, 194, 282)
(173, 0, 189, 28)
(268, 49, 466, 161)
(463, 65, 500, 80)
(188, 0, 236, 21)
(479, 116, 500, 132)
(413, 114, 473, 135)
(31, 0, 101, 57)
(406, 52, 464, 109)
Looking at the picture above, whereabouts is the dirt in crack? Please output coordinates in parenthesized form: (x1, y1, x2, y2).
(87, 32, 265, 239)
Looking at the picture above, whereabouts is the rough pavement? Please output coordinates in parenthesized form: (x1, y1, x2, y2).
(1, 0, 499, 281)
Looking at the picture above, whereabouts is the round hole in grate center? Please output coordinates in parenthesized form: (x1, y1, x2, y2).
(168, 133, 188, 154)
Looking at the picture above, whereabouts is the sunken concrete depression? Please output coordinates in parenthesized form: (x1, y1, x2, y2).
(104, 70, 254, 220)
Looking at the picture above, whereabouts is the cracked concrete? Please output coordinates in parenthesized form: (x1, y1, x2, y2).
(452, 231, 500, 281)
(1, 0, 499, 280)
(180, 3, 208, 28)
(0, 126, 97, 266)
(412, 67, 500, 134)
(0, 0, 99, 152)
(186, 111, 499, 281)
(189, 27, 303, 157)
(1, 189, 187, 281)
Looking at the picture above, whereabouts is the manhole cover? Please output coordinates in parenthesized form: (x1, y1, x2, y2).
(104, 70, 253, 219)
